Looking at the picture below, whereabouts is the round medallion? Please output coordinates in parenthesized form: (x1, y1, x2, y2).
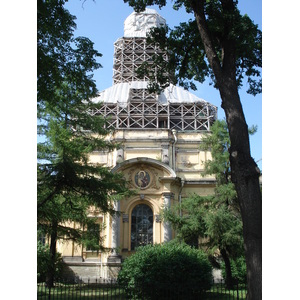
(134, 170, 151, 189)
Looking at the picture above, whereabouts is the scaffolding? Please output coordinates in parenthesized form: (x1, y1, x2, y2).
(89, 88, 217, 131)
(113, 37, 167, 84)
(90, 10, 217, 131)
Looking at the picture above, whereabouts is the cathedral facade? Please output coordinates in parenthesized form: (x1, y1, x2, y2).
(58, 9, 217, 281)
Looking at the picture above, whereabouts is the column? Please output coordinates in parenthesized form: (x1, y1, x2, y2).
(122, 214, 129, 251)
(108, 200, 121, 263)
(163, 193, 173, 242)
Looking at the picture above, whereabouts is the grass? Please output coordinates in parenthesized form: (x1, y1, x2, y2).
(37, 282, 247, 299)
(204, 288, 247, 299)
(37, 283, 126, 299)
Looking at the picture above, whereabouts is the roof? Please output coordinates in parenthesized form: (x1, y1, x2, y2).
(93, 81, 209, 107)
(91, 9, 215, 110)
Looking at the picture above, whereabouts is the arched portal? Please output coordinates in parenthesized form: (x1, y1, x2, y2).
(131, 204, 153, 250)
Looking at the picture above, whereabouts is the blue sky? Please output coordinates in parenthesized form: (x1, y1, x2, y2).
(65, 0, 262, 170)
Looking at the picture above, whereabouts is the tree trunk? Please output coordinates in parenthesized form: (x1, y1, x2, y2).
(220, 84, 262, 300)
(45, 222, 58, 288)
(190, 1, 262, 299)
(220, 248, 234, 290)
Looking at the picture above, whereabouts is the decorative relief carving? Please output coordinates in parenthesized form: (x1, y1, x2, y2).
(116, 149, 124, 164)
(126, 165, 162, 190)
(161, 146, 169, 165)
(155, 214, 161, 223)
(122, 214, 129, 223)
(127, 168, 136, 188)
(149, 168, 160, 190)
(178, 154, 199, 169)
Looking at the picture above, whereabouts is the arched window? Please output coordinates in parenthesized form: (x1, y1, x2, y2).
(131, 204, 153, 250)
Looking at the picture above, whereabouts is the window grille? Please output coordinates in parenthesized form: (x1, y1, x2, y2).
(131, 204, 153, 250)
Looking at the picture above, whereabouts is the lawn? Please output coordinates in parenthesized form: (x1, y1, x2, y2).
(37, 283, 126, 299)
(37, 282, 247, 299)
(204, 288, 247, 299)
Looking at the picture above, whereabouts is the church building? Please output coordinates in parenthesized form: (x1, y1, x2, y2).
(59, 9, 218, 281)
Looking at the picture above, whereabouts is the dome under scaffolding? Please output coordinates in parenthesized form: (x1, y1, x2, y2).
(91, 9, 217, 131)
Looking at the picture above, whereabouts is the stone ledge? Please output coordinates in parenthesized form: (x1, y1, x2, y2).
(63, 256, 83, 263)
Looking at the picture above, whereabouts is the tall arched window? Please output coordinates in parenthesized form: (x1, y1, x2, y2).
(131, 204, 153, 250)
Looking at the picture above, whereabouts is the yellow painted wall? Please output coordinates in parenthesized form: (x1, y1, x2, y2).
(58, 128, 216, 263)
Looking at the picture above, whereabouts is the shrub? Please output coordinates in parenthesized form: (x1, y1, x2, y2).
(118, 241, 212, 299)
(37, 241, 63, 283)
(221, 256, 247, 284)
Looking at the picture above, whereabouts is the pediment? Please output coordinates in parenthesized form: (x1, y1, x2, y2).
(112, 157, 177, 191)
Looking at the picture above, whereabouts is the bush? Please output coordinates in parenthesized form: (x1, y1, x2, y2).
(37, 241, 63, 283)
(118, 241, 212, 299)
(221, 256, 247, 284)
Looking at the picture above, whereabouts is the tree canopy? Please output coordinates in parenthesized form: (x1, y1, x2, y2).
(164, 120, 243, 288)
(126, 0, 261, 95)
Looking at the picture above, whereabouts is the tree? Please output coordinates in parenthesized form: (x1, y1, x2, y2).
(37, 236, 64, 283)
(165, 194, 244, 289)
(123, 1, 262, 298)
(37, 0, 131, 287)
(164, 120, 244, 289)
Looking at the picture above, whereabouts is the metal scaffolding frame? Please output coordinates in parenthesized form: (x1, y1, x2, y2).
(113, 37, 167, 84)
(89, 88, 217, 131)
(89, 21, 217, 131)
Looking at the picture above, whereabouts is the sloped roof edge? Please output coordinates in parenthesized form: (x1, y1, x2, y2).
(93, 82, 214, 108)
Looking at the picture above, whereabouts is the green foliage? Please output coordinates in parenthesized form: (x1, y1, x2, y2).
(37, 0, 101, 112)
(37, 0, 132, 285)
(164, 194, 208, 247)
(163, 120, 244, 288)
(37, 240, 63, 283)
(221, 256, 247, 284)
(164, 121, 243, 252)
(37, 0, 131, 247)
(118, 241, 212, 299)
(200, 120, 231, 185)
(203, 203, 243, 257)
(164, 194, 243, 257)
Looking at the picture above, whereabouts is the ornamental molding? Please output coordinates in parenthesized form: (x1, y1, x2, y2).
(112, 157, 176, 177)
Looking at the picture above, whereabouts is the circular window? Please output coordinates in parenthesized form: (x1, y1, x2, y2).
(134, 170, 151, 189)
